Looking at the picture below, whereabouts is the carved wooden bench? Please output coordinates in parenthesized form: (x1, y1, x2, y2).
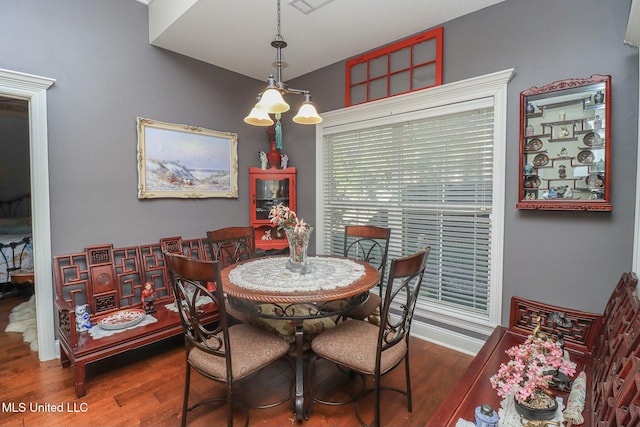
(426, 272, 640, 427)
(53, 236, 220, 397)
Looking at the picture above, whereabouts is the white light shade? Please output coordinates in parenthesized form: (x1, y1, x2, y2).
(244, 106, 274, 126)
(293, 102, 322, 124)
(256, 88, 290, 113)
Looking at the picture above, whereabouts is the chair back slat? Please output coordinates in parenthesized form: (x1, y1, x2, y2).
(165, 253, 230, 366)
(207, 227, 256, 268)
(344, 225, 391, 288)
(378, 248, 430, 353)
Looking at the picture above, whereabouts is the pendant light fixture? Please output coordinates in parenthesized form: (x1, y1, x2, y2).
(244, 0, 322, 127)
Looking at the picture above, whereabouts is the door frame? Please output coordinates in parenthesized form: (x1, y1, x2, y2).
(0, 68, 56, 361)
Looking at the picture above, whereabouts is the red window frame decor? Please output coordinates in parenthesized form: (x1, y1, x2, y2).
(345, 27, 443, 107)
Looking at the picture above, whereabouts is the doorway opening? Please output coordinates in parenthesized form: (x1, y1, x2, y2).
(0, 68, 56, 361)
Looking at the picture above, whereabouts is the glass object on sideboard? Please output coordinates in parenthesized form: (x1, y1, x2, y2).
(517, 75, 612, 211)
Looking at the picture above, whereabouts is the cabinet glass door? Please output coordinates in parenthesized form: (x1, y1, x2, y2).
(255, 178, 290, 221)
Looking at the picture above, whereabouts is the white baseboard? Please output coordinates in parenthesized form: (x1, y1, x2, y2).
(410, 319, 486, 356)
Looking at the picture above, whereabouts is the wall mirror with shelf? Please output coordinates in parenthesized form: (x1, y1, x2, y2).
(517, 75, 611, 211)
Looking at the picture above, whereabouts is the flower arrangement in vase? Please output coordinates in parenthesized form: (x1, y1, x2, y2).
(269, 203, 313, 273)
(489, 326, 576, 420)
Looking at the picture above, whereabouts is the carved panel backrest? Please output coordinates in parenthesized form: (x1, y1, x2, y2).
(112, 246, 145, 308)
(54, 252, 91, 309)
(54, 237, 210, 318)
(182, 238, 208, 260)
(509, 297, 602, 353)
(139, 242, 172, 301)
(85, 244, 119, 313)
(589, 273, 639, 427)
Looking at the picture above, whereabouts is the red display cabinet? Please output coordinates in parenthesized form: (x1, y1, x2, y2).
(249, 167, 296, 250)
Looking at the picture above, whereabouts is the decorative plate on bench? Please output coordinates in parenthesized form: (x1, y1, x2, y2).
(98, 309, 147, 330)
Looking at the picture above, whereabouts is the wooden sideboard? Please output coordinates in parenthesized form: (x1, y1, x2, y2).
(427, 272, 639, 427)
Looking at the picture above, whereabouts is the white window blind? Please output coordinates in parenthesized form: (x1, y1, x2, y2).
(322, 107, 493, 312)
(316, 70, 512, 339)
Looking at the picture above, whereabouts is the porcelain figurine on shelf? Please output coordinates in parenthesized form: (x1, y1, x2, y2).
(564, 186, 573, 198)
(141, 282, 156, 314)
(558, 165, 567, 179)
(558, 147, 567, 157)
(75, 304, 93, 332)
(261, 230, 272, 240)
(593, 115, 602, 130)
(281, 153, 289, 169)
(259, 151, 268, 170)
(559, 126, 570, 138)
(524, 162, 533, 175)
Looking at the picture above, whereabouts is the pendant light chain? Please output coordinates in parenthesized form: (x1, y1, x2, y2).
(275, 0, 283, 42)
(243, 0, 323, 126)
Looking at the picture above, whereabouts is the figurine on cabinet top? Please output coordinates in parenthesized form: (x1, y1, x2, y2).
(281, 153, 289, 169)
(259, 151, 268, 170)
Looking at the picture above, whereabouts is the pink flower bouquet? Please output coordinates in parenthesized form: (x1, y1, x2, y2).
(489, 334, 576, 403)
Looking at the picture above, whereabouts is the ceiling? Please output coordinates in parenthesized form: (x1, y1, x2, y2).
(144, 0, 507, 82)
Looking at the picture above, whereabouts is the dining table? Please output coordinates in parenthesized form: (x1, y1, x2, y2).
(220, 255, 380, 422)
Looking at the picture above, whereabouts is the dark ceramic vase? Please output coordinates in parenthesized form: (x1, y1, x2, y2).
(526, 102, 535, 114)
(514, 392, 558, 421)
(594, 90, 605, 104)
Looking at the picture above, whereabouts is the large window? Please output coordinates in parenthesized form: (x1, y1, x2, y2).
(316, 70, 513, 342)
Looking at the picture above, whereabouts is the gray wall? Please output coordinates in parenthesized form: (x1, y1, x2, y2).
(1, 0, 268, 251)
(287, 0, 639, 323)
(1, 0, 638, 329)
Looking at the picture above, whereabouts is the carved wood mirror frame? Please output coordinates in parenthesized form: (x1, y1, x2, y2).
(517, 75, 612, 211)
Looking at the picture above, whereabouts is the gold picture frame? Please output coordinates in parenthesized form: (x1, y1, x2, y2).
(137, 117, 238, 199)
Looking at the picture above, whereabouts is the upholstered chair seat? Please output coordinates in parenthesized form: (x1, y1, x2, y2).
(188, 323, 289, 382)
(311, 319, 406, 375)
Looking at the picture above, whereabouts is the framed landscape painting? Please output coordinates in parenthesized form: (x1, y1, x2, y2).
(137, 117, 238, 199)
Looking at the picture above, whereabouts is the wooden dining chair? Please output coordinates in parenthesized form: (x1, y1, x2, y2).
(206, 226, 258, 323)
(307, 248, 430, 427)
(165, 252, 291, 427)
(206, 226, 256, 267)
(342, 225, 391, 324)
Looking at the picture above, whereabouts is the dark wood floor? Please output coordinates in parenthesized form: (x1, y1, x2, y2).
(0, 295, 472, 427)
